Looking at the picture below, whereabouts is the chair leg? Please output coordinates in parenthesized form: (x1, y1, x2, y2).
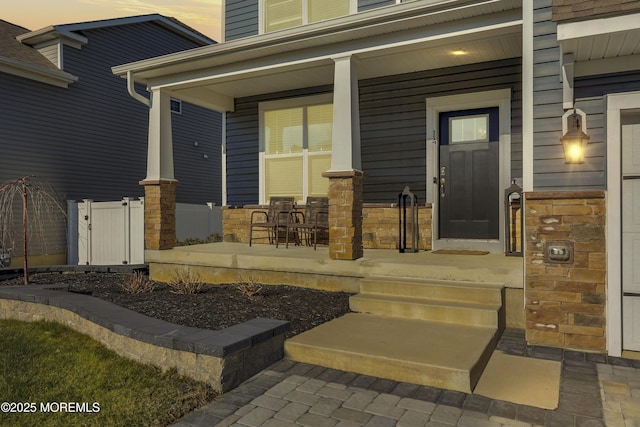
(249, 226, 253, 247)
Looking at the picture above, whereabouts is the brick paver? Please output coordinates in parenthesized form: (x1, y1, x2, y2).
(174, 329, 640, 427)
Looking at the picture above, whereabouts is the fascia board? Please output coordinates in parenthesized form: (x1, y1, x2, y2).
(557, 12, 640, 41)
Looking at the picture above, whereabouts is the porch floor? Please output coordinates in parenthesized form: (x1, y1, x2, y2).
(146, 242, 523, 291)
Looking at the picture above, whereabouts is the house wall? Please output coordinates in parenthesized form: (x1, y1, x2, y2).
(225, 58, 522, 207)
(359, 58, 522, 203)
(225, 0, 259, 41)
(525, 0, 640, 354)
(0, 21, 222, 264)
(532, 0, 608, 190)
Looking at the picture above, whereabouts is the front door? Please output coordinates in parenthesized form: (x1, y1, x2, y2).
(438, 108, 499, 240)
(622, 111, 640, 351)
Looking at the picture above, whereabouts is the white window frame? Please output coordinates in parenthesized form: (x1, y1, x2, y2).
(259, 94, 333, 204)
(259, 0, 357, 34)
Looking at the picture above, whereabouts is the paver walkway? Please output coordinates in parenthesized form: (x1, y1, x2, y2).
(175, 329, 640, 427)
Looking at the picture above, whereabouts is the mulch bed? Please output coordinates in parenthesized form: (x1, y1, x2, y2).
(0, 272, 353, 338)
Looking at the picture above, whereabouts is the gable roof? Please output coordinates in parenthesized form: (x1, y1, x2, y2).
(0, 19, 77, 87)
(17, 14, 214, 47)
(1, 14, 214, 88)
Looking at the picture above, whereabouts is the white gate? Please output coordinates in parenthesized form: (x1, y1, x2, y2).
(77, 198, 144, 265)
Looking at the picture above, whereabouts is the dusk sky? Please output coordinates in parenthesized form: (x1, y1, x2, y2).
(3, 0, 223, 41)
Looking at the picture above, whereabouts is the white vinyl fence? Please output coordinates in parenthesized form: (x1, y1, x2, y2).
(68, 198, 221, 266)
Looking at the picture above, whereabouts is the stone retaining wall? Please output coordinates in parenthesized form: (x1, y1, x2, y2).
(0, 286, 288, 393)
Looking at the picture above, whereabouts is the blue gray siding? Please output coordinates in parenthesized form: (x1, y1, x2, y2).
(0, 21, 222, 206)
(225, 0, 259, 41)
(359, 58, 522, 203)
(225, 59, 521, 205)
(532, 0, 606, 190)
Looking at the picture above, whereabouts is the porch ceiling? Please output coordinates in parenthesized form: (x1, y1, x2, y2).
(558, 12, 640, 77)
(113, 0, 522, 112)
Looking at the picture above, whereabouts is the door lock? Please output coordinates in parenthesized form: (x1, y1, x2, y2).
(440, 166, 446, 198)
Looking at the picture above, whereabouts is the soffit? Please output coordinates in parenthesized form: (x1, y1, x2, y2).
(558, 12, 640, 75)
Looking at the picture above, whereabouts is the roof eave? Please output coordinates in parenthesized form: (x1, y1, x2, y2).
(112, 0, 511, 81)
(0, 56, 78, 88)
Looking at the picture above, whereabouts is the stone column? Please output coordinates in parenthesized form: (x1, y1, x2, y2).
(323, 170, 363, 260)
(524, 191, 606, 352)
(141, 180, 177, 250)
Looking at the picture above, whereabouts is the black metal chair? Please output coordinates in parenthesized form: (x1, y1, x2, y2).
(286, 197, 329, 249)
(249, 197, 295, 247)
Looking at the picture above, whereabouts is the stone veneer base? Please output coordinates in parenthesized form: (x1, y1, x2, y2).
(0, 285, 289, 393)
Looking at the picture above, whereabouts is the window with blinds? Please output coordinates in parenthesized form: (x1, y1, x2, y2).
(263, 0, 352, 33)
(262, 103, 332, 202)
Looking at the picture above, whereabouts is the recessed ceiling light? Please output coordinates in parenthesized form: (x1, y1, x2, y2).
(451, 49, 467, 56)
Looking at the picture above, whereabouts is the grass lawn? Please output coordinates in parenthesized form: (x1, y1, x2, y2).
(0, 319, 216, 427)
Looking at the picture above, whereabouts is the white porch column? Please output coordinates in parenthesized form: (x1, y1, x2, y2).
(329, 55, 361, 172)
(323, 54, 364, 260)
(140, 88, 177, 250)
(522, 0, 534, 192)
(145, 88, 175, 182)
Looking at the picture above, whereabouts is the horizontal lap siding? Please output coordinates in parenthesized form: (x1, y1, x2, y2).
(359, 58, 522, 203)
(1, 22, 221, 205)
(532, 0, 606, 190)
(225, 0, 259, 41)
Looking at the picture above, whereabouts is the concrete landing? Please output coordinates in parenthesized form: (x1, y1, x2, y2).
(284, 313, 499, 393)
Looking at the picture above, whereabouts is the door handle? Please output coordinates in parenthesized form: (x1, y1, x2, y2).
(440, 166, 446, 198)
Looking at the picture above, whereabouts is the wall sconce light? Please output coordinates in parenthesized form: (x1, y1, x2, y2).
(560, 110, 590, 164)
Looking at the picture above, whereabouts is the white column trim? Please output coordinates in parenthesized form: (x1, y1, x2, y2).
(522, 0, 534, 192)
(328, 54, 361, 172)
(144, 88, 175, 182)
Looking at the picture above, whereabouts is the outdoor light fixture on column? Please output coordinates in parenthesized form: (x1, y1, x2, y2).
(560, 110, 590, 164)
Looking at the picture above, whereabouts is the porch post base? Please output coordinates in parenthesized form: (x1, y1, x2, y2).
(140, 179, 178, 250)
(323, 170, 364, 260)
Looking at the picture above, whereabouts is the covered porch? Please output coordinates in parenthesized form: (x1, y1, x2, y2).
(112, 0, 525, 260)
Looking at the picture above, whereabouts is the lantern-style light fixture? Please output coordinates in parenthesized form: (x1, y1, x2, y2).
(560, 110, 590, 164)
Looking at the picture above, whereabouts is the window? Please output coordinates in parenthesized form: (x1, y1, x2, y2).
(262, 0, 354, 33)
(449, 114, 489, 143)
(170, 98, 182, 114)
(260, 97, 332, 203)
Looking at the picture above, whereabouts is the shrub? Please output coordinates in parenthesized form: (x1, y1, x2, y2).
(167, 269, 206, 295)
(175, 233, 222, 247)
(120, 271, 155, 294)
(235, 277, 264, 299)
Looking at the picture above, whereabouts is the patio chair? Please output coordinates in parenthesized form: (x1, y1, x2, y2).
(286, 197, 329, 249)
(249, 197, 296, 248)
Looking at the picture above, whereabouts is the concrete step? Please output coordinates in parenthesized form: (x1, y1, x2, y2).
(360, 276, 504, 306)
(349, 293, 501, 328)
(285, 313, 499, 393)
